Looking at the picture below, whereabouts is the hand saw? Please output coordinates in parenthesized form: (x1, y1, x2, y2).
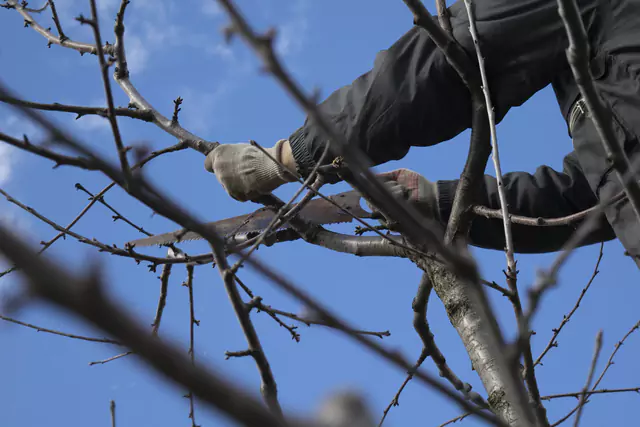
(127, 190, 373, 248)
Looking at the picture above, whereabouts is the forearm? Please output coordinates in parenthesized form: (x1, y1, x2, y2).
(437, 153, 616, 253)
(289, 0, 601, 177)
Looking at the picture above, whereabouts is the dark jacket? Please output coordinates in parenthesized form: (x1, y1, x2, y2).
(288, 0, 640, 263)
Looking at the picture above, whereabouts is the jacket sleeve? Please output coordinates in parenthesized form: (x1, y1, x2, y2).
(437, 151, 616, 253)
(288, 0, 601, 176)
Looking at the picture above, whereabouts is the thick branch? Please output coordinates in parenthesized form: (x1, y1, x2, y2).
(401, 3, 537, 425)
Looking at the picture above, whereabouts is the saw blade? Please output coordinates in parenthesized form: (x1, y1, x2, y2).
(127, 190, 370, 248)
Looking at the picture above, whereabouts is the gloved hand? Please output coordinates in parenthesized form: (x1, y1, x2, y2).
(204, 139, 297, 202)
(367, 168, 440, 224)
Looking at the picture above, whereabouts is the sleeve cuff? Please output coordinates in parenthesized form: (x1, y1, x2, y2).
(436, 180, 458, 225)
(288, 127, 316, 178)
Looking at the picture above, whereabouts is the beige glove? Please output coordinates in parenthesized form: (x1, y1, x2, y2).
(204, 139, 297, 202)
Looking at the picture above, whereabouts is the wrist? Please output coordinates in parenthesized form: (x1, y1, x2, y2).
(265, 139, 297, 183)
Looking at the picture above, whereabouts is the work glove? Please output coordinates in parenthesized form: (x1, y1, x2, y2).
(204, 139, 296, 202)
(367, 168, 440, 226)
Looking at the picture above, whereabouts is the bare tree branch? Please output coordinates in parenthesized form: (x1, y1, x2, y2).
(89, 351, 133, 366)
(461, 1, 545, 421)
(250, 298, 390, 339)
(0, 130, 99, 170)
(79, 0, 133, 184)
(551, 321, 639, 426)
(48, 0, 67, 42)
(184, 264, 200, 427)
(75, 183, 152, 236)
(573, 330, 603, 427)
(534, 243, 604, 367)
(437, 413, 471, 427)
(0, 187, 204, 267)
(151, 264, 172, 336)
(472, 191, 626, 227)
(0, 224, 296, 427)
(3, 0, 217, 155)
(380, 273, 488, 426)
(0, 141, 187, 279)
(542, 387, 640, 401)
(0, 314, 121, 344)
(0, 93, 154, 121)
(379, 351, 428, 427)
(4, 0, 115, 53)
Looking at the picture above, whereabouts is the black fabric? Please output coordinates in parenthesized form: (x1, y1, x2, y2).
(436, 151, 617, 254)
(288, 0, 640, 260)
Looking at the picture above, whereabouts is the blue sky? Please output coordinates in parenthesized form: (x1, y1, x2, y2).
(1, 1, 639, 426)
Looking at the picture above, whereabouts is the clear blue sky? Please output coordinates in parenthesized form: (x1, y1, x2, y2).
(1, 1, 639, 426)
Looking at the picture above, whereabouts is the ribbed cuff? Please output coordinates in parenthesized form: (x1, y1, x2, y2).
(288, 127, 316, 178)
(436, 180, 458, 225)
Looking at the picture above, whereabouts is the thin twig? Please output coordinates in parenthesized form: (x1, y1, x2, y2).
(4, 0, 116, 54)
(89, 351, 133, 366)
(183, 265, 200, 427)
(438, 413, 471, 427)
(551, 321, 640, 426)
(542, 387, 640, 400)
(0, 130, 99, 170)
(75, 184, 152, 236)
(0, 187, 201, 267)
(573, 330, 603, 427)
(0, 1, 49, 13)
(0, 93, 153, 121)
(379, 350, 429, 427)
(534, 243, 604, 367)
(48, 0, 67, 42)
(251, 297, 390, 339)
(0, 314, 121, 344)
(81, 0, 133, 185)
(110, 400, 116, 427)
(0, 141, 187, 279)
(151, 264, 172, 335)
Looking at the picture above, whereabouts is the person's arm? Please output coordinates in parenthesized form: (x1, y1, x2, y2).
(289, 0, 602, 176)
(437, 152, 616, 253)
